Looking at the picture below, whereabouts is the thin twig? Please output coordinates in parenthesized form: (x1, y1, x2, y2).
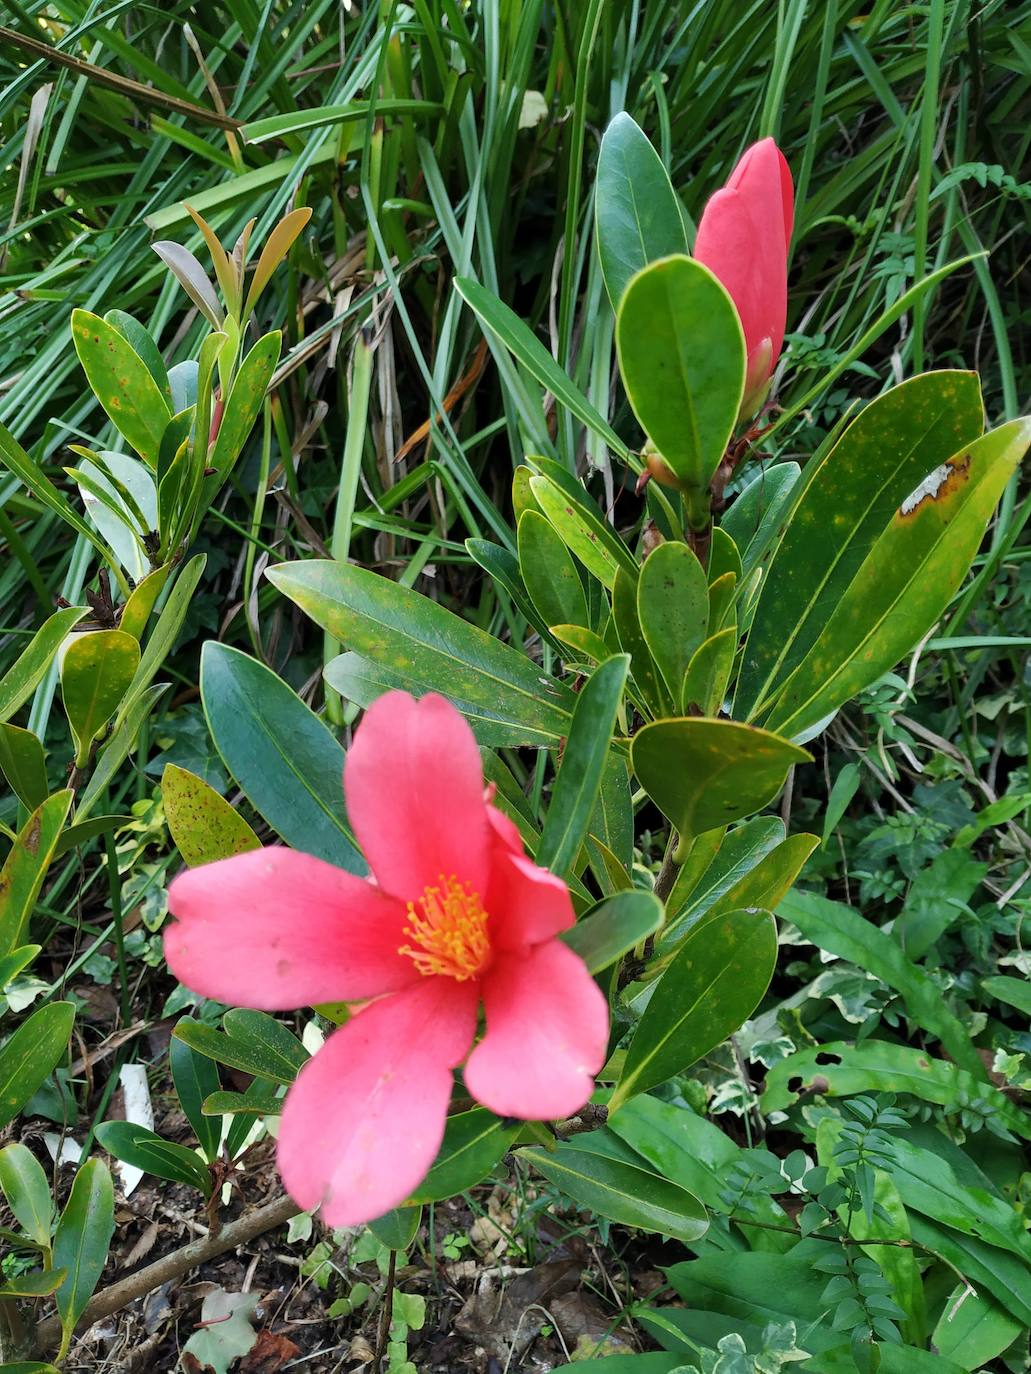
(0, 26, 242, 131)
(374, 1248, 398, 1372)
(34, 1194, 299, 1355)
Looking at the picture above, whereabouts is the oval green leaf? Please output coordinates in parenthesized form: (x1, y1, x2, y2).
(162, 763, 260, 868)
(60, 630, 140, 763)
(637, 541, 709, 704)
(631, 718, 809, 844)
(616, 256, 745, 490)
(71, 309, 171, 468)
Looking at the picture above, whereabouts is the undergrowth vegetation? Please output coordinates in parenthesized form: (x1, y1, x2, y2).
(1, 2, 1030, 1372)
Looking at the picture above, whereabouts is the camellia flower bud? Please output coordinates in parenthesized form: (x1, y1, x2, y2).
(694, 138, 794, 415)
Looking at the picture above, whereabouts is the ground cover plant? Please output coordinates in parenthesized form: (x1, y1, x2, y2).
(1, 2, 1031, 1371)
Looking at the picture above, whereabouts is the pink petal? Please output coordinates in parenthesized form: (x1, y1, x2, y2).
(345, 692, 490, 903)
(487, 802, 524, 855)
(277, 977, 478, 1225)
(485, 845, 575, 951)
(694, 139, 793, 386)
(165, 848, 417, 1010)
(464, 941, 608, 1120)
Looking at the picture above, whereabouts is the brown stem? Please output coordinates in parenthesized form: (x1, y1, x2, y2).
(653, 838, 681, 905)
(0, 25, 242, 131)
(34, 1194, 299, 1356)
(374, 1247, 398, 1372)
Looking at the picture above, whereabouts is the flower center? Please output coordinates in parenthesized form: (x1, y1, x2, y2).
(399, 875, 492, 981)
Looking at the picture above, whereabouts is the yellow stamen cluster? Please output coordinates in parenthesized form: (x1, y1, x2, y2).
(399, 875, 492, 981)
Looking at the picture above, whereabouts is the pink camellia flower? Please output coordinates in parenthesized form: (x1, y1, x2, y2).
(694, 137, 794, 413)
(164, 691, 609, 1226)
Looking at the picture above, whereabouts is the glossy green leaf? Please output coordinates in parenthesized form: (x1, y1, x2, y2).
(536, 656, 629, 877)
(104, 309, 171, 400)
(71, 449, 155, 581)
(170, 1031, 223, 1161)
(0, 791, 73, 955)
(762, 1039, 1029, 1140)
(465, 537, 557, 649)
(53, 1158, 115, 1350)
(589, 753, 634, 873)
(0, 1141, 54, 1247)
(637, 541, 709, 704)
(609, 1095, 793, 1251)
(766, 419, 1031, 738)
(595, 113, 688, 309)
(612, 907, 776, 1109)
(549, 623, 612, 666)
(454, 276, 630, 459)
(76, 684, 169, 822)
(681, 628, 736, 716)
(520, 1134, 708, 1243)
(690, 831, 817, 927)
(369, 1204, 422, 1251)
(720, 461, 801, 575)
(613, 567, 667, 714)
(530, 472, 638, 589)
(118, 565, 169, 641)
(409, 1109, 519, 1204)
(173, 1009, 308, 1085)
(95, 1121, 212, 1197)
(269, 560, 575, 748)
(517, 510, 589, 629)
(778, 888, 986, 1079)
(0, 1001, 74, 1129)
(933, 1285, 1022, 1370)
(632, 718, 809, 844)
(562, 889, 664, 973)
(0, 606, 87, 724)
(162, 763, 260, 867)
(0, 1267, 66, 1298)
(0, 722, 47, 810)
(616, 256, 745, 490)
(707, 526, 742, 588)
(71, 309, 171, 467)
(201, 642, 362, 872)
(0, 420, 120, 566)
(706, 570, 737, 637)
(738, 371, 986, 718)
(206, 331, 281, 485)
(202, 1087, 283, 1118)
(120, 554, 206, 717)
(982, 974, 1031, 1017)
(0, 943, 41, 987)
(60, 630, 140, 762)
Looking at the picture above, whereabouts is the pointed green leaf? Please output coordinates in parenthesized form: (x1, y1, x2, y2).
(0, 791, 73, 955)
(0, 723, 48, 810)
(596, 113, 688, 309)
(0, 606, 87, 724)
(0, 1142, 54, 1247)
(71, 309, 171, 467)
(562, 889, 664, 973)
(739, 371, 985, 717)
(206, 330, 281, 486)
(270, 560, 575, 748)
(95, 1121, 212, 1197)
(612, 907, 777, 1109)
(0, 1001, 75, 1130)
(162, 763, 260, 868)
(53, 1158, 115, 1347)
(409, 1109, 519, 1204)
(536, 656, 629, 877)
(201, 643, 362, 872)
(765, 417, 1031, 738)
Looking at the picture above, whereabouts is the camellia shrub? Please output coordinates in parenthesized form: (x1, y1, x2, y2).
(0, 113, 1028, 1370)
